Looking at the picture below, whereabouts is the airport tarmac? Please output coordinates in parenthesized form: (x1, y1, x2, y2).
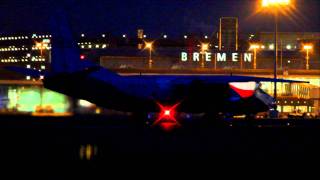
(1, 114, 320, 163)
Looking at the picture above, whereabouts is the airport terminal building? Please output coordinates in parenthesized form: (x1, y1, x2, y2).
(0, 31, 319, 116)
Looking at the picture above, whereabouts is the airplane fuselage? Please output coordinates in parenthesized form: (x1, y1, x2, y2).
(43, 69, 273, 115)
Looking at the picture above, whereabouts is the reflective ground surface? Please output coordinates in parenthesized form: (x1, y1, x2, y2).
(1, 114, 320, 163)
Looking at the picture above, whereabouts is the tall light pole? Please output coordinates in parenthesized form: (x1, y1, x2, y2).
(303, 45, 313, 70)
(250, 44, 260, 69)
(262, 0, 291, 114)
(201, 43, 209, 68)
(145, 41, 153, 69)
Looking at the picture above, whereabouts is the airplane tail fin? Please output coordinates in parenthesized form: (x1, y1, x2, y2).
(49, 7, 96, 74)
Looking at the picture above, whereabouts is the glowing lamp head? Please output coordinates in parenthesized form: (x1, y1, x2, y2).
(262, 0, 290, 7)
(250, 44, 260, 50)
(145, 42, 153, 49)
(201, 43, 209, 52)
(303, 45, 313, 50)
(36, 42, 43, 48)
(164, 110, 171, 116)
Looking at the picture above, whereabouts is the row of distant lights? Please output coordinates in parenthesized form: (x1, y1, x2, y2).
(79, 44, 108, 49)
(0, 55, 45, 63)
(0, 36, 29, 40)
(257, 44, 297, 50)
(281, 100, 307, 104)
(32, 46, 51, 50)
(0, 58, 46, 63)
(31, 34, 52, 39)
(0, 35, 52, 41)
(82, 33, 209, 39)
(1, 59, 28, 63)
(0, 47, 29, 52)
(31, 57, 46, 62)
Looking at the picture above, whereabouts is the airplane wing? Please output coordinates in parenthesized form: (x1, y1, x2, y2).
(170, 75, 309, 85)
(219, 75, 309, 83)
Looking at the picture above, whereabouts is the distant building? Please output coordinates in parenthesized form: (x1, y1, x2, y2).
(219, 17, 238, 51)
(0, 33, 51, 80)
(259, 32, 320, 51)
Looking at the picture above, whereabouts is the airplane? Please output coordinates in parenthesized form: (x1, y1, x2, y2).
(4, 8, 308, 127)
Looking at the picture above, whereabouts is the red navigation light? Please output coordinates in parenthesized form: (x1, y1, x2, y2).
(80, 55, 86, 60)
(164, 110, 171, 116)
(153, 102, 181, 131)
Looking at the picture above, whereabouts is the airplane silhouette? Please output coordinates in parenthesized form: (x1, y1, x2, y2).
(4, 7, 307, 123)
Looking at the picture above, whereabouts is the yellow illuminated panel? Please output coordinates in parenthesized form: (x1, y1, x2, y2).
(6, 86, 70, 113)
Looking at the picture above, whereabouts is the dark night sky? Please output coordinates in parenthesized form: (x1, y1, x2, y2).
(0, 0, 319, 37)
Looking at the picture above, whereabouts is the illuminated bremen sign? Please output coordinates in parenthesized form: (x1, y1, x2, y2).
(181, 52, 253, 62)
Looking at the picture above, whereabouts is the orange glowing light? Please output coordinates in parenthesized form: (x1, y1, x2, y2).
(262, 0, 290, 7)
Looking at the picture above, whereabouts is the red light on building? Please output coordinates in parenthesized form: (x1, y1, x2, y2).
(80, 55, 86, 60)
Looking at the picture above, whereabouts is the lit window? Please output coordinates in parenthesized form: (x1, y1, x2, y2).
(81, 45, 85, 49)
(102, 44, 107, 48)
(26, 76, 31, 80)
(95, 44, 99, 48)
(40, 75, 44, 80)
(41, 65, 45, 70)
(88, 45, 92, 48)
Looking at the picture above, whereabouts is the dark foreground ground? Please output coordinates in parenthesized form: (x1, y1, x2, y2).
(1, 114, 320, 164)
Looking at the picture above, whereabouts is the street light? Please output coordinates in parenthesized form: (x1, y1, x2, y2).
(36, 41, 48, 56)
(249, 44, 260, 69)
(262, 0, 290, 7)
(145, 41, 153, 68)
(261, 0, 291, 115)
(201, 43, 209, 68)
(303, 44, 313, 70)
